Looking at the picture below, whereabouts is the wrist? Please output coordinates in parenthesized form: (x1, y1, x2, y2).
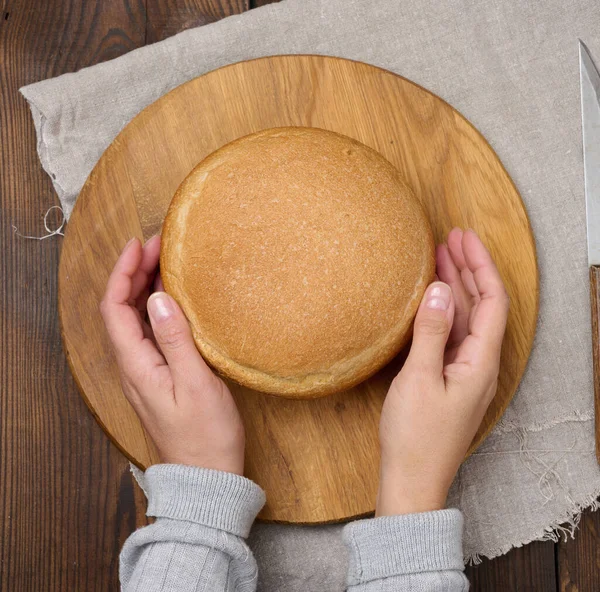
(376, 487, 446, 516)
(158, 453, 244, 476)
(376, 467, 448, 517)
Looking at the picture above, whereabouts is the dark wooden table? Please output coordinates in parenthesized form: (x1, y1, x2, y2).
(1, 1, 599, 590)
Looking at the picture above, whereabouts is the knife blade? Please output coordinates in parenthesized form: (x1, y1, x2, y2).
(580, 39, 600, 463)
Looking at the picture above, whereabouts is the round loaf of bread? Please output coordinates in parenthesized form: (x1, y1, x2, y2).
(161, 127, 435, 398)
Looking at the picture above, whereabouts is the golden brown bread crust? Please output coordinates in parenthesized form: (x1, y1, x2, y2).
(161, 127, 435, 398)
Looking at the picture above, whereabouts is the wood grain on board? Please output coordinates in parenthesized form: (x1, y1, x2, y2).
(59, 55, 539, 523)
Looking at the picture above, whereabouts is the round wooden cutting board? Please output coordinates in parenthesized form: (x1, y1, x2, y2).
(59, 55, 538, 524)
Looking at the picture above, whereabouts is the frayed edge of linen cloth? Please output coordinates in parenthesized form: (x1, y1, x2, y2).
(466, 491, 600, 565)
(452, 421, 600, 563)
(20, 94, 72, 218)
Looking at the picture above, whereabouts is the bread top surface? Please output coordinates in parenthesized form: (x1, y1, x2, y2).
(161, 127, 434, 397)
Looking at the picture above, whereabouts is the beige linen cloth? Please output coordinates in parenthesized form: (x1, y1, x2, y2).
(20, 0, 600, 587)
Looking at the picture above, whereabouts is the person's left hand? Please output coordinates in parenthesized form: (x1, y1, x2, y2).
(377, 229, 509, 516)
(100, 235, 245, 474)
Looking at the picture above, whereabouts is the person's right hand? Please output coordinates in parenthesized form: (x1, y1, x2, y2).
(100, 236, 245, 475)
(377, 228, 509, 516)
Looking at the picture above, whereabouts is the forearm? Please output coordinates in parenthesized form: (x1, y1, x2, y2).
(343, 509, 469, 591)
(120, 464, 265, 592)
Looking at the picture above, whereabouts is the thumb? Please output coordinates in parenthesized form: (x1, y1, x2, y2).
(147, 292, 213, 385)
(406, 282, 455, 377)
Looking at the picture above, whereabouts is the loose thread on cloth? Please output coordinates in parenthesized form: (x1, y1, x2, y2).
(515, 428, 577, 507)
(465, 428, 600, 565)
(12, 205, 65, 240)
(466, 492, 600, 565)
(495, 411, 595, 434)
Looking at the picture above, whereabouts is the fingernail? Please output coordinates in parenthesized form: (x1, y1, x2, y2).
(124, 237, 137, 249)
(148, 293, 173, 322)
(426, 282, 451, 311)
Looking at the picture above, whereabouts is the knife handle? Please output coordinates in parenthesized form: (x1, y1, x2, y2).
(590, 266, 600, 463)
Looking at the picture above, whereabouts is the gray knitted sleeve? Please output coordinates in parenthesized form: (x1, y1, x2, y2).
(119, 464, 266, 592)
(120, 465, 468, 591)
(343, 509, 469, 591)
